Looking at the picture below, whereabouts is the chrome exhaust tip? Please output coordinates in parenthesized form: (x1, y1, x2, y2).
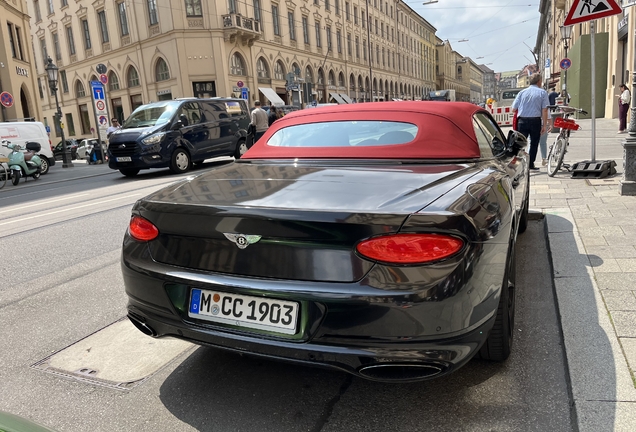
(358, 363, 445, 382)
(127, 313, 157, 337)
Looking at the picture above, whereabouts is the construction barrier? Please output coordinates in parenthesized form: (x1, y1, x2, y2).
(490, 106, 514, 127)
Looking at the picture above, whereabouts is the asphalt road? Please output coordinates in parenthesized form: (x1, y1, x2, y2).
(0, 163, 574, 432)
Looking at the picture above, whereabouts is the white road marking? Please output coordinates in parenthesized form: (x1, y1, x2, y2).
(0, 193, 141, 226)
(0, 193, 91, 215)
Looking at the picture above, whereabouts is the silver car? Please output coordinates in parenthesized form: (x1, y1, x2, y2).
(77, 139, 99, 160)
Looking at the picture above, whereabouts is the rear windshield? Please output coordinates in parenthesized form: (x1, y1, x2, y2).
(267, 121, 418, 147)
(123, 102, 179, 128)
(502, 90, 521, 100)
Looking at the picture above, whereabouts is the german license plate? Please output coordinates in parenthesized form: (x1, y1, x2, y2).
(117, 157, 132, 162)
(189, 289, 299, 335)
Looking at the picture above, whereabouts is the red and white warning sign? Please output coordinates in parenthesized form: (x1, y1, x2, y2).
(564, 0, 622, 26)
(490, 106, 514, 127)
(96, 100, 105, 111)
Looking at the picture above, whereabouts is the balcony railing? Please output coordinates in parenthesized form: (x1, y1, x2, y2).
(222, 13, 261, 46)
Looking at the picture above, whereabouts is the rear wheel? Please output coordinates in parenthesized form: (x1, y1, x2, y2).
(234, 139, 248, 159)
(11, 169, 21, 186)
(39, 157, 50, 175)
(170, 148, 191, 174)
(119, 168, 139, 177)
(547, 136, 566, 177)
(32, 170, 40, 180)
(478, 243, 516, 361)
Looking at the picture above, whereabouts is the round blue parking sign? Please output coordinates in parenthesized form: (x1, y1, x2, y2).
(560, 58, 571, 70)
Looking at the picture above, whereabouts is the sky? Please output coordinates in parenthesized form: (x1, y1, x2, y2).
(403, 0, 542, 73)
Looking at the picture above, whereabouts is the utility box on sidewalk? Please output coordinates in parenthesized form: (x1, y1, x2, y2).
(571, 160, 617, 179)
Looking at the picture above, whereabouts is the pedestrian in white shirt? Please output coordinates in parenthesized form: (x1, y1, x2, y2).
(250, 101, 269, 144)
(617, 84, 631, 133)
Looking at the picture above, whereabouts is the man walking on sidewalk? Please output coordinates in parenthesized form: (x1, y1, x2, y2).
(512, 73, 550, 170)
(250, 101, 269, 144)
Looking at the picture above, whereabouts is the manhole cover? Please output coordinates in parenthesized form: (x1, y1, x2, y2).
(31, 318, 193, 391)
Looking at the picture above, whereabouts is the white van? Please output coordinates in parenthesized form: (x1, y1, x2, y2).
(0, 122, 55, 174)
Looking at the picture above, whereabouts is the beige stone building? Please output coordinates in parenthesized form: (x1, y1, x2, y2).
(0, 0, 41, 122)
(467, 58, 484, 103)
(434, 38, 470, 101)
(29, 0, 440, 141)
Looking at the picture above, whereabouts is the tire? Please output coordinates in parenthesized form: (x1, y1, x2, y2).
(39, 157, 50, 175)
(547, 137, 566, 177)
(32, 170, 40, 180)
(517, 174, 530, 234)
(11, 169, 21, 186)
(119, 168, 140, 177)
(234, 139, 248, 159)
(478, 242, 516, 361)
(170, 148, 191, 174)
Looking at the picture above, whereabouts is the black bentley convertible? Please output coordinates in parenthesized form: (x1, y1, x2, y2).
(122, 102, 529, 382)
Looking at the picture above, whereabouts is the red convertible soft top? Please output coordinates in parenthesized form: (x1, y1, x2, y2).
(242, 101, 486, 160)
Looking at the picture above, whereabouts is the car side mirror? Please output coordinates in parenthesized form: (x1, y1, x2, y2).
(171, 120, 183, 130)
(506, 130, 527, 155)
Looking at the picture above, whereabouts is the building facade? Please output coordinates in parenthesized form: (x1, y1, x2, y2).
(1, 0, 41, 122)
(479, 64, 495, 101)
(29, 0, 440, 142)
(434, 38, 470, 100)
(467, 58, 484, 103)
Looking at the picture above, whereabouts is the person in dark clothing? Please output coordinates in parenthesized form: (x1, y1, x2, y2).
(268, 105, 278, 126)
(548, 87, 559, 106)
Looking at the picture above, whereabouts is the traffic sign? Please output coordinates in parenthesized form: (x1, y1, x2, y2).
(96, 63, 107, 74)
(99, 74, 108, 85)
(560, 58, 572, 70)
(237, 81, 244, 88)
(0, 91, 14, 108)
(45, 125, 51, 133)
(96, 100, 105, 111)
(99, 115, 108, 126)
(241, 88, 248, 100)
(564, 0, 622, 26)
(545, 58, 551, 68)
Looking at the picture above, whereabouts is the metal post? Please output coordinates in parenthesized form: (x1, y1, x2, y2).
(620, 20, 636, 194)
(53, 89, 73, 168)
(366, 0, 373, 102)
(591, 21, 596, 162)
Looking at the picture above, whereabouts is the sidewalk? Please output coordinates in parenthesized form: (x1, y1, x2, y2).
(527, 116, 636, 431)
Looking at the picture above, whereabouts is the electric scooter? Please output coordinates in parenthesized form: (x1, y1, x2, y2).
(1, 139, 43, 185)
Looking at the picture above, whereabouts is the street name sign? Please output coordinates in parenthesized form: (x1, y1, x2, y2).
(564, 0, 622, 25)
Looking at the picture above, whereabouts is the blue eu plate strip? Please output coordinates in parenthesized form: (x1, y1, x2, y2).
(190, 289, 201, 314)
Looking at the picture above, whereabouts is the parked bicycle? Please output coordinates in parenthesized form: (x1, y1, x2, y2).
(546, 105, 588, 177)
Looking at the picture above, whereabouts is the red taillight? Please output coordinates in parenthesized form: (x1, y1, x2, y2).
(129, 216, 159, 241)
(356, 234, 464, 264)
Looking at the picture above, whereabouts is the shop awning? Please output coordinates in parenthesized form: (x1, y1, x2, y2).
(258, 87, 285, 106)
(329, 92, 347, 104)
(339, 93, 353, 103)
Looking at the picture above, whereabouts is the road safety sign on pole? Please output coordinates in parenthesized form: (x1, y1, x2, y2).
(564, 0, 622, 26)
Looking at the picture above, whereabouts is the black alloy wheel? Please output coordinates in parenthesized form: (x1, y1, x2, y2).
(478, 241, 516, 361)
(11, 169, 21, 186)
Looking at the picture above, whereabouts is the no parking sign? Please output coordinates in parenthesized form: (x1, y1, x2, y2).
(0, 91, 14, 108)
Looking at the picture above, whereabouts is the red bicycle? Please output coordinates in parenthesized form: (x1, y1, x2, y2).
(547, 105, 588, 177)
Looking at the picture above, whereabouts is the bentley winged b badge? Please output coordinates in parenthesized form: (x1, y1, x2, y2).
(223, 233, 262, 249)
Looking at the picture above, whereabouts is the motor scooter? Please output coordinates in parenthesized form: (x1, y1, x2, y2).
(1, 139, 43, 185)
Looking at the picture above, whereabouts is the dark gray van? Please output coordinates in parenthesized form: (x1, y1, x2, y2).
(107, 98, 250, 177)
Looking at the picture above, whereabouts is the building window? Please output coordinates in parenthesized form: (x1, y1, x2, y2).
(230, 53, 246, 75)
(361, 9, 365, 28)
(345, 2, 350, 20)
(47, 0, 54, 14)
(7, 24, 17, 58)
(37, 78, 44, 99)
(354, 6, 358, 24)
(257, 57, 269, 78)
(65, 113, 75, 136)
(185, 0, 202, 17)
(274, 61, 285, 80)
(155, 58, 170, 81)
(62, 0, 68, 7)
(97, 11, 109, 43)
(326, 26, 332, 50)
(108, 72, 120, 91)
(60, 70, 69, 93)
(53, 32, 61, 60)
(118, 2, 129, 36)
(75, 80, 86, 98)
(325, 0, 330, 11)
(355, 36, 359, 59)
(81, 19, 91, 49)
(39, 37, 47, 63)
(253, 0, 261, 22)
(79, 104, 91, 134)
(302, 17, 309, 44)
(315, 22, 321, 47)
(147, 0, 158, 25)
(34, 0, 42, 22)
(15, 26, 24, 60)
(375, 19, 378, 35)
(131, 94, 143, 111)
(347, 33, 351, 56)
(127, 66, 140, 87)
(335, 0, 340, 15)
(272, 5, 280, 35)
(288, 12, 295, 40)
(336, 29, 342, 53)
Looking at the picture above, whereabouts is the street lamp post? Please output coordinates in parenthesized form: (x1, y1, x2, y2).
(45, 57, 73, 168)
(559, 25, 572, 102)
(620, 26, 636, 194)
